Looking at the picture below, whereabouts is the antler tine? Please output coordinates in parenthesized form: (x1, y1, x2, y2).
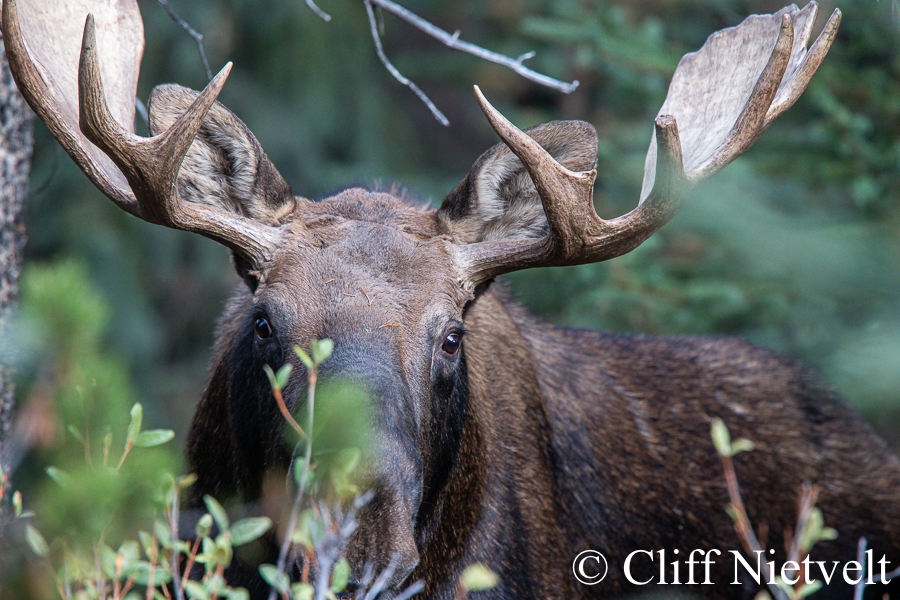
(685, 13, 793, 182)
(764, 7, 841, 127)
(473, 86, 600, 256)
(456, 92, 687, 290)
(77, 15, 281, 263)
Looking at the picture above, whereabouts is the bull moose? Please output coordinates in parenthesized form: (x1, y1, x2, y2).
(5, 0, 900, 598)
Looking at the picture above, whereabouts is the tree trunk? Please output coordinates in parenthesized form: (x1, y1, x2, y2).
(0, 27, 34, 515)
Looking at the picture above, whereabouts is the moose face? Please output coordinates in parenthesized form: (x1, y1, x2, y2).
(223, 194, 472, 582)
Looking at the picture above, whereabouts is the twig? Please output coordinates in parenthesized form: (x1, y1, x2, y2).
(363, 0, 450, 126)
(135, 98, 149, 128)
(720, 451, 787, 600)
(367, 0, 578, 93)
(154, 0, 213, 81)
(783, 483, 818, 593)
(785, 484, 818, 559)
(170, 482, 186, 600)
(272, 383, 307, 438)
(267, 364, 319, 600)
(303, 0, 578, 124)
(305, 0, 332, 22)
(854, 537, 900, 600)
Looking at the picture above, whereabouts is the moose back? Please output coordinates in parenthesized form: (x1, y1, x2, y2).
(5, 0, 900, 598)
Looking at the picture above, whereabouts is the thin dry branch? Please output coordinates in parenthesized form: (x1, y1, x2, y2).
(719, 450, 786, 600)
(363, 0, 450, 126)
(154, 0, 213, 81)
(853, 537, 900, 600)
(306, 0, 579, 125)
(367, 0, 578, 93)
(305, 0, 333, 22)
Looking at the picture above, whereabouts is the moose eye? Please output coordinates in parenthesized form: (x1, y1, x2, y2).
(254, 316, 274, 339)
(440, 331, 462, 356)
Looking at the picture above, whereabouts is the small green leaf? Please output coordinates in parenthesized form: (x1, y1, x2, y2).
(197, 536, 215, 566)
(460, 563, 499, 591)
(134, 429, 175, 448)
(330, 447, 361, 499)
(212, 532, 234, 568)
(230, 517, 272, 546)
(725, 503, 741, 523)
(290, 509, 321, 550)
(45, 466, 72, 487)
(225, 588, 250, 600)
(710, 418, 732, 457)
(138, 530, 154, 556)
(118, 541, 140, 573)
(293, 463, 314, 492)
(182, 579, 210, 600)
(799, 507, 824, 553)
(259, 564, 290, 593)
(276, 363, 293, 389)
(131, 561, 172, 585)
(310, 339, 334, 367)
(203, 495, 230, 531)
(127, 403, 144, 443)
(291, 582, 313, 600)
(263, 365, 278, 390)
(100, 543, 117, 577)
(178, 473, 198, 489)
(331, 557, 350, 592)
(798, 580, 823, 598)
(730, 438, 755, 455)
(154, 520, 172, 547)
(12, 491, 22, 518)
(294, 346, 314, 370)
(25, 524, 48, 557)
(196, 513, 214, 538)
(67, 425, 84, 443)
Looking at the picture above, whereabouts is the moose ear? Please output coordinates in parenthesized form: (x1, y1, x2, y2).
(148, 84, 296, 226)
(438, 120, 598, 243)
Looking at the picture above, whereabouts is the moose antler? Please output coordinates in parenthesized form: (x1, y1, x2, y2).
(456, 2, 841, 289)
(1, 0, 283, 266)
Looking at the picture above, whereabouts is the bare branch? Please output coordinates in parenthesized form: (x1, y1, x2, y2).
(154, 0, 213, 81)
(363, 0, 450, 126)
(854, 537, 900, 600)
(304, 0, 579, 124)
(367, 0, 578, 93)
(306, 0, 332, 22)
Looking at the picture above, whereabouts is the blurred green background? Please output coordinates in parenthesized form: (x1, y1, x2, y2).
(17, 0, 900, 485)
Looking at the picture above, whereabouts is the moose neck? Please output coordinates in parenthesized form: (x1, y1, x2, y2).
(411, 282, 575, 596)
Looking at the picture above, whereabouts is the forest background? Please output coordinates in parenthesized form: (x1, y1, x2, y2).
(6, 0, 900, 592)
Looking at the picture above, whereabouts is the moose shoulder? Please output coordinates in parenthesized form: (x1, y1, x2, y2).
(6, 0, 900, 598)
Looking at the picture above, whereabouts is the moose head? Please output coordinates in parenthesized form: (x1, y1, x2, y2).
(11, 1, 900, 599)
